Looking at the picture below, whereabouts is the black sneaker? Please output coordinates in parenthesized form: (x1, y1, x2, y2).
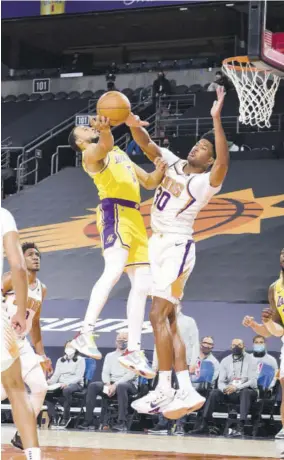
(11, 431, 23, 450)
(148, 423, 168, 435)
(173, 424, 185, 436)
(112, 421, 127, 432)
(78, 421, 95, 430)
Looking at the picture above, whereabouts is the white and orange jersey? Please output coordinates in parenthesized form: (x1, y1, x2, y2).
(151, 149, 222, 238)
(5, 279, 43, 347)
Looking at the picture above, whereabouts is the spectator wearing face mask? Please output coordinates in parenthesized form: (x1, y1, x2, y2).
(79, 332, 137, 432)
(45, 341, 86, 428)
(153, 72, 171, 99)
(192, 336, 220, 391)
(251, 335, 278, 389)
(195, 338, 258, 437)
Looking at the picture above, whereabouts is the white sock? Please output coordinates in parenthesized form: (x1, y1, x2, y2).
(83, 248, 128, 334)
(126, 266, 151, 351)
(25, 448, 41, 460)
(157, 371, 172, 391)
(176, 370, 194, 392)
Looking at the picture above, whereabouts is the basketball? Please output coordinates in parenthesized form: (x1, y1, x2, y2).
(96, 91, 131, 126)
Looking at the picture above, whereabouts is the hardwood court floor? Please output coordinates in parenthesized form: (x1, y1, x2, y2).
(1, 425, 283, 459)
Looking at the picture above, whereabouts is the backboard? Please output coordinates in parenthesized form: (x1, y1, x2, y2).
(248, 0, 284, 77)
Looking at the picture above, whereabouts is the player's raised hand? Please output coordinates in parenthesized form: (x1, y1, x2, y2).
(11, 310, 26, 335)
(125, 112, 149, 128)
(261, 308, 274, 323)
(90, 115, 110, 132)
(154, 157, 167, 173)
(242, 315, 255, 328)
(210, 85, 225, 119)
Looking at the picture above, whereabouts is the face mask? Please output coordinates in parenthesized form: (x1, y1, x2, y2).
(253, 344, 266, 355)
(117, 341, 127, 350)
(65, 347, 75, 358)
(232, 346, 243, 356)
(201, 346, 212, 355)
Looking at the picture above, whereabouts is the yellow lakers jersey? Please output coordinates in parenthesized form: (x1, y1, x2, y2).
(82, 146, 141, 203)
(275, 275, 284, 325)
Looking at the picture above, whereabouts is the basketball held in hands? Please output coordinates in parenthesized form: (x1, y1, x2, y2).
(96, 91, 131, 126)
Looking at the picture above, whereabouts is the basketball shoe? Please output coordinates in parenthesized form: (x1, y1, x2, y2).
(118, 349, 156, 379)
(71, 332, 102, 359)
(131, 387, 175, 414)
(162, 389, 205, 420)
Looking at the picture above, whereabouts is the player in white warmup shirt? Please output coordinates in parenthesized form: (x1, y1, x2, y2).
(2, 242, 51, 450)
(126, 87, 229, 419)
(1, 208, 41, 460)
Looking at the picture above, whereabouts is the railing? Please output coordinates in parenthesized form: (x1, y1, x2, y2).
(50, 112, 158, 176)
(1, 146, 25, 170)
(1, 136, 12, 146)
(51, 145, 81, 175)
(157, 93, 196, 118)
(158, 113, 284, 137)
(17, 156, 39, 192)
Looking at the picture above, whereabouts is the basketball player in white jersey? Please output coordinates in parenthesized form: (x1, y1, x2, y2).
(126, 86, 229, 418)
(1, 208, 41, 460)
(2, 242, 50, 450)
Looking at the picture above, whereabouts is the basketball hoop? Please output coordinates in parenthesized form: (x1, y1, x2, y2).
(222, 56, 281, 128)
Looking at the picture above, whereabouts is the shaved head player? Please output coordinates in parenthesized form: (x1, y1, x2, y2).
(68, 115, 166, 379)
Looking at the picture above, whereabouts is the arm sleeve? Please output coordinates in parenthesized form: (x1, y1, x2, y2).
(101, 354, 111, 384)
(116, 370, 137, 385)
(238, 357, 258, 390)
(47, 359, 61, 384)
(67, 358, 86, 386)
(269, 356, 279, 389)
(212, 358, 220, 384)
(189, 319, 199, 366)
(217, 359, 227, 392)
(160, 147, 180, 166)
(1, 208, 17, 236)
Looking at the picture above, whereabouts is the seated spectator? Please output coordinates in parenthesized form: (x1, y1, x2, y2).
(251, 335, 278, 390)
(126, 139, 143, 157)
(149, 303, 199, 435)
(194, 338, 258, 436)
(173, 336, 220, 436)
(45, 341, 85, 428)
(191, 336, 220, 391)
(79, 332, 137, 432)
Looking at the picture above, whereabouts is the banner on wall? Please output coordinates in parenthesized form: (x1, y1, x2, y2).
(2, 1, 204, 19)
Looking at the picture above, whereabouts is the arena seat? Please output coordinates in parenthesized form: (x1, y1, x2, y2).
(54, 91, 68, 100)
(29, 93, 42, 102)
(42, 92, 55, 101)
(80, 90, 94, 99)
(67, 91, 81, 100)
(17, 93, 29, 102)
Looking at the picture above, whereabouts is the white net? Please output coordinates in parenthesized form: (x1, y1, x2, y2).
(222, 59, 280, 128)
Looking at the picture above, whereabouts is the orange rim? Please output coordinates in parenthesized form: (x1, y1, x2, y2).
(222, 55, 261, 72)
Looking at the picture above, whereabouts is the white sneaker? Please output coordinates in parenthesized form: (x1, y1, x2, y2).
(131, 387, 175, 414)
(275, 427, 284, 439)
(163, 389, 205, 420)
(71, 332, 102, 359)
(119, 350, 156, 379)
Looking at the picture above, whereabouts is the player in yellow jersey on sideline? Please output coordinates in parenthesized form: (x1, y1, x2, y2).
(68, 116, 166, 378)
(243, 248, 284, 439)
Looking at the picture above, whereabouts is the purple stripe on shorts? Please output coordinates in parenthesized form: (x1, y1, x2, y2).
(101, 198, 140, 210)
(101, 200, 117, 250)
(178, 240, 193, 277)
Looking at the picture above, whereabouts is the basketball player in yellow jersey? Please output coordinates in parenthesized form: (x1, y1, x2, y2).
(243, 247, 284, 439)
(68, 116, 166, 378)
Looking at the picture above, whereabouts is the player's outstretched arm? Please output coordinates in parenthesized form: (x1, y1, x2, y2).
(125, 113, 162, 162)
(132, 158, 167, 190)
(210, 87, 230, 187)
(4, 230, 28, 334)
(83, 116, 114, 170)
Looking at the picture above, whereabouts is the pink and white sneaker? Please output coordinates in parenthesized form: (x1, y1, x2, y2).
(163, 389, 205, 420)
(119, 350, 156, 379)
